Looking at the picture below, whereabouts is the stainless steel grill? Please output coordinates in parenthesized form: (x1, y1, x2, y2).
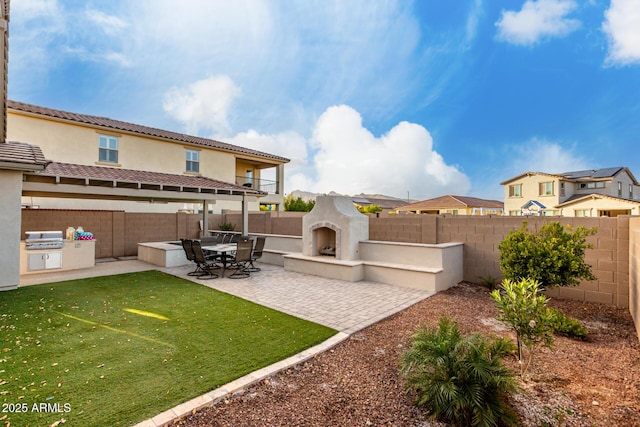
(25, 231, 64, 250)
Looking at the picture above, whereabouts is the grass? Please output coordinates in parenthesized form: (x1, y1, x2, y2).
(0, 270, 337, 426)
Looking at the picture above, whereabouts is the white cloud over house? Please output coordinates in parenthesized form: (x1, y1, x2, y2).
(163, 76, 242, 136)
(299, 105, 469, 198)
(507, 139, 589, 176)
(495, 0, 580, 45)
(602, 0, 640, 66)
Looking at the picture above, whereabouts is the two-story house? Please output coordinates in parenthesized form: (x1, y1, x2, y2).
(7, 100, 289, 213)
(501, 167, 640, 217)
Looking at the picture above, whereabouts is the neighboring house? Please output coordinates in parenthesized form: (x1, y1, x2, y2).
(395, 195, 504, 215)
(7, 100, 290, 213)
(501, 167, 640, 217)
(351, 194, 409, 213)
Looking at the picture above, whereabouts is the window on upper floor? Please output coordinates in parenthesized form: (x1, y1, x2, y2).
(186, 149, 199, 173)
(579, 182, 605, 189)
(630, 184, 633, 199)
(539, 181, 554, 196)
(618, 181, 622, 197)
(509, 184, 521, 198)
(98, 135, 118, 163)
(560, 182, 565, 197)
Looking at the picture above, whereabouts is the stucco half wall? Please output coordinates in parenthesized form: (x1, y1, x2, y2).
(0, 169, 24, 290)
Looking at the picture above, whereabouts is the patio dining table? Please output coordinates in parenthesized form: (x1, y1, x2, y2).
(201, 243, 237, 277)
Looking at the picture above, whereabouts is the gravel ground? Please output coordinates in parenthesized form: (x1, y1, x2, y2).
(175, 283, 640, 427)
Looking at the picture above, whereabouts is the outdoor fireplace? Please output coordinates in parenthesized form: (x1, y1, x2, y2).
(302, 195, 369, 261)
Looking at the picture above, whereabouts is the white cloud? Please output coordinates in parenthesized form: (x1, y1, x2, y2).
(506, 139, 589, 177)
(85, 10, 129, 36)
(495, 0, 580, 45)
(162, 76, 242, 136)
(306, 105, 470, 199)
(602, 0, 640, 66)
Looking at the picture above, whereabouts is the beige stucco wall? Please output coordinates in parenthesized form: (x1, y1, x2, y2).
(503, 174, 561, 214)
(629, 217, 640, 341)
(0, 169, 23, 290)
(7, 112, 236, 179)
(560, 196, 640, 217)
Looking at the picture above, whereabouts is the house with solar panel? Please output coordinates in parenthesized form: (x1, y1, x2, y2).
(500, 167, 640, 217)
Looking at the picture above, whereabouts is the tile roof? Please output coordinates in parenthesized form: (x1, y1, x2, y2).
(38, 162, 264, 194)
(0, 141, 47, 169)
(555, 193, 640, 208)
(8, 100, 290, 164)
(397, 195, 504, 211)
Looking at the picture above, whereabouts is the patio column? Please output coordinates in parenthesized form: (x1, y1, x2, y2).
(201, 200, 208, 237)
(241, 192, 249, 236)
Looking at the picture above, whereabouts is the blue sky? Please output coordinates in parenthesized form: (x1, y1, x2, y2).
(8, 0, 640, 201)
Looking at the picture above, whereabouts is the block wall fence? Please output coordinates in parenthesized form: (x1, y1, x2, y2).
(21, 210, 635, 311)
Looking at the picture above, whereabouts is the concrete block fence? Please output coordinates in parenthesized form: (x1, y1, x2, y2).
(21, 209, 635, 311)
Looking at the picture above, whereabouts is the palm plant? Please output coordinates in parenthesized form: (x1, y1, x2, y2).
(400, 316, 519, 427)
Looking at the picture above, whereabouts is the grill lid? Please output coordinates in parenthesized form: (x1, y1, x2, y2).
(25, 231, 64, 241)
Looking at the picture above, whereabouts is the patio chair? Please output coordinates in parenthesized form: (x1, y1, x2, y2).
(228, 238, 253, 279)
(199, 236, 224, 264)
(181, 239, 205, 276)
(247, 236, 265, 272)
(191, 240, 220, 280)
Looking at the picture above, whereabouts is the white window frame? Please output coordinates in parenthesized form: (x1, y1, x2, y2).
(539, 181, 554, 196)
(509, 184, 522, 198)
(186, 149, 200, 173)
(99, 135, 118, 163)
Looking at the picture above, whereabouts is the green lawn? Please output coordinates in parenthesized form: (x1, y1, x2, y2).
(0, 271, 336, 426)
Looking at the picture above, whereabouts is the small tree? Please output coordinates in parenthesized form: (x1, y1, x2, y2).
(498, 221, 597, 289)
(284, 194, 315, 212)
(491, 278, 555, 380)
(401, 316, 518, 426)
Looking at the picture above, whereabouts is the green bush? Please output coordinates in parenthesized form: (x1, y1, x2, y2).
(401, 316, 519, 427)
(478, 273, 500, 290)
(491, 278, 555, 379)
(548, 307, 589, 341)
(284, 194, 315, 212)
(498, 221, 597, 289)
(356, 204, 382, 214)
(218, 221, 235, 231)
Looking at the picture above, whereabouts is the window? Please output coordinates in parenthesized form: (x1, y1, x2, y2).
(509, 210, 522, 216)
(560, 182, 565, 197)
(618, 181, 622, 197)
(509, 184, 522, 198)
(575, 209, 590, 217)
(630, 184, 633, 199)
(186, 149, 199, 173)
(539, 181, 554, 196)
(98, 135, 118, 163)
(580, 182, 605, 189)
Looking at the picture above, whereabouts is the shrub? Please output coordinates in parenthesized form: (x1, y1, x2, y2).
(548, 307, 589, 341)
(478, 273, 500, 290)
(356, 204, 382, 214)
(401, 316, 519, 427)
(218, 221, 235, 231)
(284, 194, 315, 212)
(491, 278, 555, 379)
(498, 221, 597, 289)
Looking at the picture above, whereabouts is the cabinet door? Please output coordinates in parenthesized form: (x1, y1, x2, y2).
(45, 252, 62, 269)
(28, 253, 47, 271)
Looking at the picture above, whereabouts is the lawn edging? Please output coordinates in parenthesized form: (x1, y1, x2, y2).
(134, 332, 350, 427)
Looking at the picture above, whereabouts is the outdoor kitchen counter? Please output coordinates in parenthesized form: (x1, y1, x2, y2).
(19, 240, 96, 275)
